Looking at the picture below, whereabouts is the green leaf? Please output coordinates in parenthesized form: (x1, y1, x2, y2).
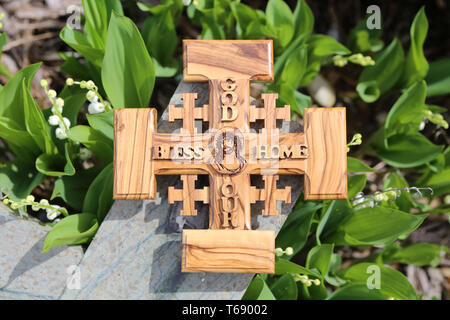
(384, 81, 426, 143)
(0, 116, 40, 161)
(0, 160, 44, 201)
(302, 35, 350, 86)
(242, 275, 276, 300)
(425, 58, 450, 97)
(42, 213, 99, 253)
(276, 202, 321, 257)
(266, 0, 294, 50)
(67, 125, 113, 164)
(279, 45, 308, 89)
(337, 207, 427, 246)
(59, 86, 88, 126)
(400, 7, 429, 88)
(382, 243, 447, 267)
(356, 38, 404, 102)
(327, 284, 386, 300)
(86, 110, 114, 141)
(52, 166, 102, 210)
(316, 200, 353, 243)
(338, 262, 418, 300)
(348, 157, 374, 173)
(35, 143, 75, 177)
(370, 131, 443, 168)
(270, 274, 298, 300)
(0, 63, 41, 127)
(383, 172, 414, 212)
(230, 2, 260, 39)
(275, 259, 321, 278)
(348, 174, 367, 199)
(60, 26, 104, 67)
(306, 244, 334, 277)
(82, 162, 114, 222)
(418, 167, 450, 197)
(141, 6, 178, 77)
(292, 0, 314, 40)
(102, 13, 155, 108)
(22, 80, 57, 155)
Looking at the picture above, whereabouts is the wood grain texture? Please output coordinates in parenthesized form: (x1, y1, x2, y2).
(304, 107, 347, 200)
(183, 40, 274, 82)
(182, 229, 275, 273)
(113, 108, 156, 200)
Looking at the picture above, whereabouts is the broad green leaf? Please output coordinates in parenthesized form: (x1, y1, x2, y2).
(418, 167, 450, 196)
(292, 0, 314, 40)
(348, 174, 367, 199)
(356, 38, 404, 102)
(266, 0, 294, 50)
(338, 262, 418, 300)
(348, 157, 374, 173)
(0, 116, 40, 161)
(67, 125, 113, 164)
(327, 284, 386, 300)
(337, 207, 427, 246)
(400, 7, 429, 88)
(242, 275, 276, 300)
(22, 80, 57, 155)
(382, 243, 447, 267)
(383, 172, 414, 212)
(82, 162, 113, 222)
(384, 81, 426, 143)
(302, 35, 350, 86)
(316, 199, 353, 243)
(59, 85, 89, 127)
(306, 244, 334, 277)
(42, 213, 99, 253)
(35, 143, 75, 177)
(86, 110, 114, 141)
(82, 0, 123, 50)
(275, 259, 321, 278)
(0, 160, 44, 201)
(280, 45, 307, 89)
(371, 131, 443, 168)
(270, 274, 298, 300)
(426, 58, 450, 97)
(0, 63, 41, 127)
(52, 166, 102, 210)
(230, 2, 260, 39)
(276, 202, 321, 257)
(60, 26, 104, 67)
(102, 13, 155, 108)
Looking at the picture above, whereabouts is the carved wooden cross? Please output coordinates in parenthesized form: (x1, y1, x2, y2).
(113, 40, 347, 273)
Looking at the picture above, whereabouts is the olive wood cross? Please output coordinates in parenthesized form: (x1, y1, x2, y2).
(113, 40, 347, 273)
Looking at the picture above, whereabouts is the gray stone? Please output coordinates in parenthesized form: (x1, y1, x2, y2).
(0, 204, 83, 300)
(61, 81, 304, 300)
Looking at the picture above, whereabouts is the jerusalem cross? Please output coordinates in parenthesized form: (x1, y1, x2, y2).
(113, 40, 347, 273)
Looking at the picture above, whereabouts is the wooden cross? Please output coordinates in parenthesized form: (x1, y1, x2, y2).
(113, 40, 347, 273)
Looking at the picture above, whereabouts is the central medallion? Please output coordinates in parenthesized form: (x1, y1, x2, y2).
(209, 127, 246, 175)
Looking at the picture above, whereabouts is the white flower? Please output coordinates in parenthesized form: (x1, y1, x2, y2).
(40, 79, 48, 88)
(39, 199, 49, 206)
(51, 105, 63, 114)
(55, 98, 64, 108)
(55, 127, 68, 140)
(86, 90, 98, 102)
(275, 248, 284, 257)
(26, 195, 35, 202)
(48, 90, 57, 98)
(285, 247, 293, 255)
(66, 78, 74, 86)
(48, 115, 60, 126)
(46, 205, 60, 220)
(88, 102, 105, 114)
(79, 148, 93, 161)
(60, 117, 70, 129)
(31, 205, 40, 211)
(86, 80, 95, 90)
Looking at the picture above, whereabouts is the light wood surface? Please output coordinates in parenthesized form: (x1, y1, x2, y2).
(113, 40, 348, 273)
(182, 229, 275, 273)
